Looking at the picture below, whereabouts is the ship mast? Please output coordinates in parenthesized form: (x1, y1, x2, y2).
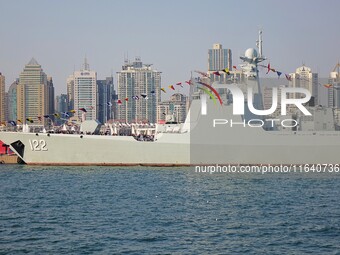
(240, 30, 266, 76)
(240, 30, 267, 116)
(256, 30, 266, 63)
(256, 30, 263, 58)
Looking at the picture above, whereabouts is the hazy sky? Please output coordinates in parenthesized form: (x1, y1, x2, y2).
(1, 0, 339, 97)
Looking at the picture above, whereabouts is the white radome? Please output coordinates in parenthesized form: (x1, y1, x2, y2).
(245, 48, 258, 59)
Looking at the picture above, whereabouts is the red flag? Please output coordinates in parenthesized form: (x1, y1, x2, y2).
(266, 63, 271, 74)
(79, 108, 87, 113)
(117, 99, 122, 104)
(213, 71, 220, 76)
(176, 82, 182, 86)
(194, 70, 210, 78)
(125, 98, 129, 101)
(233, 65, 237, 70)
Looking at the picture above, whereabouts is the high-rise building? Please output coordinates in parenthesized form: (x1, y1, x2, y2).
(207, 43, 232, 83)
(157, 93, 188, 123)
(289, 65, 318, 106)
(17, 58, 54, 125)
(4, 92, 8, 122)
(7, 80, 18, 122)
(0, 73, 5, 124)
(327, 63, 340, 108)
(67, 74, 74, 111)
(97, 77, 114, 124)
(117, 57, 161, 123)
(47, 77, 55, 116)
(327, 63, 340, 125)
(208, 43, 232, 71)
(54, 94, 68, 126)
(73, 58, 97, 121)
(55, 94, 68, 113)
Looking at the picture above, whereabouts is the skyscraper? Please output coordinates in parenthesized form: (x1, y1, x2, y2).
(327, 63, 340, 125)
(54, 94, 68, 126)
(208, 43, 232, 71)
(7, 80, 18, 122)
(47, 77, 55, 118)
(207, 43, 232, 83)
(117, 57, 161, 123)
(67, 74, 74, 111)
(0, 73, 5, 124)
(327, 62, 340, 108)
(73, 58, 97, 121)
(97, 77, 114, 124)
(289, 65, 318, 106)
(4, 92, 8, 122)
(17, 58, 54, 125)
(55, 94, 68, 113)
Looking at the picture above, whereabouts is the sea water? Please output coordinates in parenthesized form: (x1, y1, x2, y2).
(0, 165, 339, 254)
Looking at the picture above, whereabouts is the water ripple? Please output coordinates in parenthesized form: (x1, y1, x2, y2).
(0, 166, 339, 254)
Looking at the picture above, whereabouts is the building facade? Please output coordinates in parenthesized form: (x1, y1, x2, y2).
(157, 93, 188, 123)
(55, 94, 68, 113)
(17, 58, 54, 125)
(208, 43, 232, 71)
(117, 57, 161, 123)
(327, 63, 340, 108)
(327, 63, 340, 125)
(7, 80, 18, 122)
(47, 77, 55, 117)
(289, 65, 318, 106)
(0, 73, 5, 124)
(73, 58, 97, 121)
(207, 43, 232, 83)
(67, 74, 74, 111)
(4, 92, 8, 122)
(97, 77, 114, 124)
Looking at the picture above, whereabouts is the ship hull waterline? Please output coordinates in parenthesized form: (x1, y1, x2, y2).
(1, 129, 340, 166)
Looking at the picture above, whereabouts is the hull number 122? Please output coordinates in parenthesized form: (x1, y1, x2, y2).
(28, 139, 48, 151)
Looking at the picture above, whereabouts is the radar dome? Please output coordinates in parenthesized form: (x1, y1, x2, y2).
(245, 48, 258, 59)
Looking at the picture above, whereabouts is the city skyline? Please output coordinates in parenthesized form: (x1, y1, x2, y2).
(1, 0, 340, 97)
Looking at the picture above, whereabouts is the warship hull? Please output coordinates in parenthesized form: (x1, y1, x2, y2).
(1, 99, 340, 166)
(0, 132, 190, 166)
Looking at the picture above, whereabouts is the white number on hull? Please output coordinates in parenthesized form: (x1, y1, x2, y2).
(28, 140, 48, 151)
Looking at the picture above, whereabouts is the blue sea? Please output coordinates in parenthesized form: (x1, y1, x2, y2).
(0, 165, 339, 254)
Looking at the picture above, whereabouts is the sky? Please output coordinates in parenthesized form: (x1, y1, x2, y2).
(1, 0, 340, 98)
